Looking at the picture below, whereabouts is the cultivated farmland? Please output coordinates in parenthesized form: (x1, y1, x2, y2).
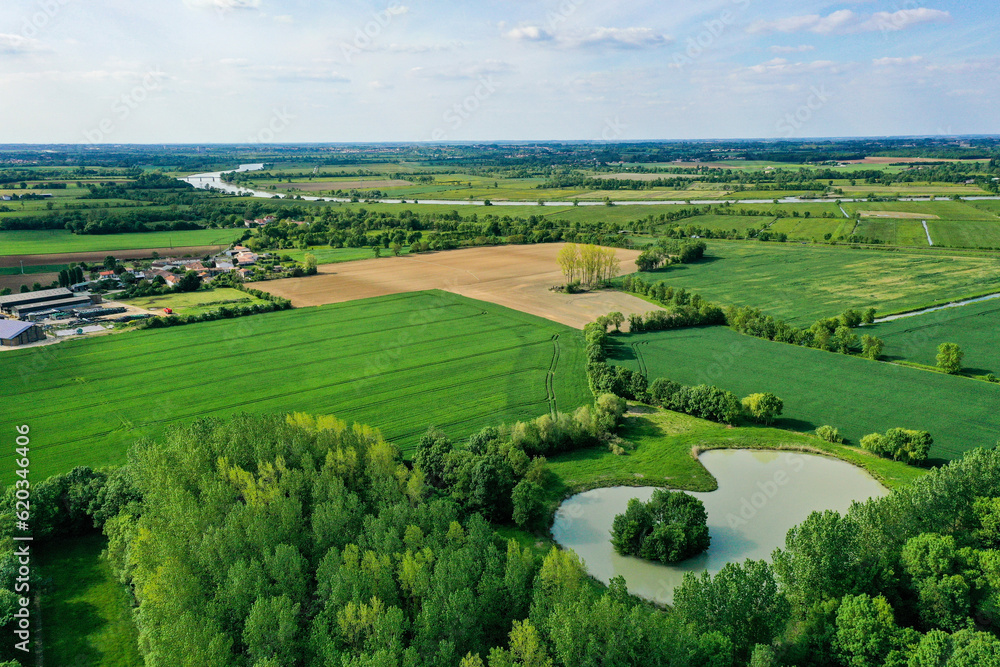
(261, 244, 661, 329)
(868, 298, 1000, 376)
(0, 291, 590, 483)
(629, 242, 1000, 324)
(608, 327, 1000, 462)
(0, 229, 242, 257)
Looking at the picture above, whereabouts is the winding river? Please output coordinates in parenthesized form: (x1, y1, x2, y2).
(182, 165, 1000, 207)
(551, 449, 887, 604)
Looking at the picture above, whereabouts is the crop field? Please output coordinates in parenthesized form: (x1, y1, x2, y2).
(844, 200, 999, 221)
(608, 327, 1000, 462)
(0, 291, 590, 483)
(628, 242, 1000, 324)
(260, 244, 655, 329)
(927, 220, 1000, 248)
(770, 217, 849, 241)
(0, 229, 241, 256)
(967, 200, 1000, 216)
(853, 219, 930, 246)
(281, 245, 402, 265)
(867, 298, 1000, 376)
(121, 287, 269, 316)
(670, 214, 772, 232)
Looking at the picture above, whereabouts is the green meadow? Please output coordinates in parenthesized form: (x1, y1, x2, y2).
(607, 327, 1000, 463)
(868, 298, 1000, 377)
(628, 242, 1000, 324)
(0, 291, 590, 483)
(0, 229, 242, 256)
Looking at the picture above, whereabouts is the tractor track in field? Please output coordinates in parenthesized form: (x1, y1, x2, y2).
(20, 331, 557, 425)
(545, 334, 561, 416)
(631, 341, 649, 377)
(27, 342, 559, 453)
(17, 313, 523, 397)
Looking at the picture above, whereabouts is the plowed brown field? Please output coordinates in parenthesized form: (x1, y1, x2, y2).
(259, 244, 661, 329)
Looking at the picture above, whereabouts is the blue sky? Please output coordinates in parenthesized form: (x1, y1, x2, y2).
(1, 0, 996, 142)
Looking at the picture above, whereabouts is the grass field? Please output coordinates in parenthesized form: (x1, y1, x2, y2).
(281, 246, 403, 265)
(0, 263, 68, 276)
(669, 214, 773, 232)
(546, 409, 924, 505)
(867, 298, 1000, 377)
(927, 220, 1000, 248)
(844, 200, 999, 221)
(853, 219, 930, 246)
(607, 327, 1000, 462)
(0, 290, 590, 483)
(628, 242, 1000, 324)
(36, 533, 142, 666)
(121, 287, 269, 316)
(0, 229, 241, 256)
(770, 217, 849, 241)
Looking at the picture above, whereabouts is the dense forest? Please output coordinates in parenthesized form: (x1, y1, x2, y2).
(2, 409, 999, 666)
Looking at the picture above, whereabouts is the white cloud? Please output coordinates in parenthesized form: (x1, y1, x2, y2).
(769, 44, 815, 54)
(182, 0, 261, 11)
(503, 25, 553, 42)
(748, 8, 949, 35)
(872, 56, 923, 66)
(574, 27, 670, 48)
(408, 59, 513, 81)
(859, 9, 951, 32)
(747, 58, 844, 75)
(503, 25, 669, 49)
(249, 65, 349, 83)
(0, 34, 42, 55)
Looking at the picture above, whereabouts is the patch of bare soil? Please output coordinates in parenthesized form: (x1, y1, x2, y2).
(259, 244, 663, 329)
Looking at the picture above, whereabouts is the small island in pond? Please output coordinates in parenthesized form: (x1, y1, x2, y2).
(611, 489, 711, 564)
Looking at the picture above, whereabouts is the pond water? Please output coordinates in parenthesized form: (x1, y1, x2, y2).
(550, 449, 888, 604)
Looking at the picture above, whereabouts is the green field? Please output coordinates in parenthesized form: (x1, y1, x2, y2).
(629, 242, 1000, 324)
(121, 287, 269, 316)
(671, 214, 773, 232)
(770, 217, 850, 241)
(867, 298, 1000, 376)
(609, 327, 1000, 462)
(928, 220, 1000, 248)
(0, 291, 590, 482)
(282, 245, 400, 265)
(844, 200, 999, 221)
(36, 533, 142, 666)
(0, 229, 242, 256)
(853, 219, 930, 246)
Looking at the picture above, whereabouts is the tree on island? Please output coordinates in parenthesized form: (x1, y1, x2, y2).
(611, 489, 710, 564)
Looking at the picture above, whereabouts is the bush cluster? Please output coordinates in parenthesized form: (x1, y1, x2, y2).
(860, 427, 933, 466)
(611, 489, 711, 564)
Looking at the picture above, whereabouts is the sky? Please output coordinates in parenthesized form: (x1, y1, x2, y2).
(1, 0, 997, 143)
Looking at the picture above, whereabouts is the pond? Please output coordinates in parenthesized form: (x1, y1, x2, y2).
(550, 449, 888, 604)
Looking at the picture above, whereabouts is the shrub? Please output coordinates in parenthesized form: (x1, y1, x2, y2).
(742, 393, 784, 425)
(816, 425, 843, 444)
(611, 489, 710, 564)
(862, 428, 932, 466)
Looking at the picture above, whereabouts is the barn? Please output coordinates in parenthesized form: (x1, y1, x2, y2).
(0, 288, 74, 314)
(0, 320, 45, 347)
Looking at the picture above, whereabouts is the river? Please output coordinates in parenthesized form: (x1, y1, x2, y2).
(182, 165, 1000, 208)
(550, 449, 887, 604)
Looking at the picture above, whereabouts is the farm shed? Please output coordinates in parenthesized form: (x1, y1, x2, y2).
(0, 320, 45, 347)
(10, 294, 96, 318)
(0, 288, 73, 314)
